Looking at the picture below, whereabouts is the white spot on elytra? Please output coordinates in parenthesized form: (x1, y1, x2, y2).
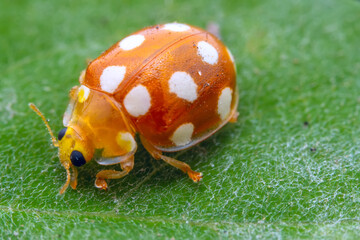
(198, 71, 202, 76)
(119, 34, 145, 50)
(197, 41, 218, 65)
(218, 87, 233, 120)
(169, 72, 198, 102)
(171, 123, 194, 146)
(163, 23, 190, 32)
(78, 85, 90, 103)
(123, 84, 151, 117)
(100, 66, 126, 94)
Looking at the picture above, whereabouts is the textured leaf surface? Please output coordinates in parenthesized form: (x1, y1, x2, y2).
(1, 0, 360, 238)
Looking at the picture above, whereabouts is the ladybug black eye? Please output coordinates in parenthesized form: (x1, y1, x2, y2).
(58, 127, 67, 141)
(70, 150, 86, 167)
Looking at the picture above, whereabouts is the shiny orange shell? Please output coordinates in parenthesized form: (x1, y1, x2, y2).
(83, 23, 237, 151)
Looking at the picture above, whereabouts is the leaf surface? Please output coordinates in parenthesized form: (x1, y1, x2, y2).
(1, 0, 360, 238)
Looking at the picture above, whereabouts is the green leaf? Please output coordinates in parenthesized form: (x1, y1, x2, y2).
(1, 0, 360, 238)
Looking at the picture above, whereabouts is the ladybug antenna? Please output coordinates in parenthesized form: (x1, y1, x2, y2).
(29, 103, 59, 147)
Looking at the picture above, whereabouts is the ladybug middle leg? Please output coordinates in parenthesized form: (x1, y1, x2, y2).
(95, 155, 134, 190)
(140, 136, 203, 182)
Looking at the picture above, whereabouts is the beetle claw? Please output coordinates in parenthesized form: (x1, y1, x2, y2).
(95, 178, 108, 190)
(188, 171, 203, 183)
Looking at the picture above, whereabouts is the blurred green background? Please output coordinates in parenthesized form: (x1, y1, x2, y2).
(1, 0, 360, 238)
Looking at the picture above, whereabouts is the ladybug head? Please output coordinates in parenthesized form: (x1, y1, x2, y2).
(57, 126, 94, 192)
(57, 127, 93, 167)
(29, 103, 94, 194)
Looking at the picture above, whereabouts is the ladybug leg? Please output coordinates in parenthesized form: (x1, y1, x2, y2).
(70, 165, 78, 190)
(140, 136, 203, 182)
(95, 155, 134, 190)
(159, 155, 203, 183)
(229, 111, 239, 123)
(69, 86, 79, 100)
(206, 22, 221, 39)
(78, 70, 85, 84)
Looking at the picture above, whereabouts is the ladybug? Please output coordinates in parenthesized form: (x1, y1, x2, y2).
(30, 23, 238, 194)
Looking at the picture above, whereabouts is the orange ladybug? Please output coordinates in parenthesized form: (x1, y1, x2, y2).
(30, 23, 238, 194)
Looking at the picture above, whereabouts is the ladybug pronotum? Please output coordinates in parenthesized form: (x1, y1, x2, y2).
(30, 23, 238, 194)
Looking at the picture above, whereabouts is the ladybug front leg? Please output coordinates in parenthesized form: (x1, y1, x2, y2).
(70, 165, 78, 190)
(140, 136, 203, 182)
(94, 155, 134, 190)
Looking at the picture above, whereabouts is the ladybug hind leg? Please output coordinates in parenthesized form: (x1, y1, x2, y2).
(229, 110, 239, 123)
(140, 136, 203, 182)
(95, 155, 134, 190)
